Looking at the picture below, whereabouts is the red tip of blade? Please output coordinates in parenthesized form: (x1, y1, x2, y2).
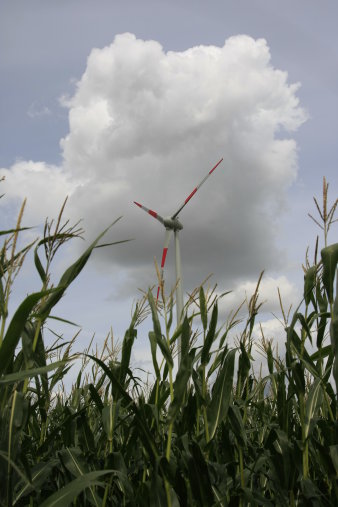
(148, 209, 158, 218)
(156, 286, 160, 300)
(134, 201, 142, 208)
(209, 158, 223, 174)
(209, 158, 223, 175)
(185, 187, 197, 204)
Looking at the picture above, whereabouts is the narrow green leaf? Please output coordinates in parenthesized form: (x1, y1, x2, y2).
(207, 348, 236, 440)
(0, 287, 62, 375)
(39, 470, 112, 507)
(310, 345, 332, 361)
(199, 286, 207, 332)
(0, 226, 32, 236)
(201, 302, 218, 365)
(0, 360, 69, 384)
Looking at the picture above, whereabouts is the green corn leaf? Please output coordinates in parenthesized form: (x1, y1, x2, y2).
(13, 461, 58, 503)
(119, 327, 137, 386)
(0, 226, 32, 236)
(88, 383, 104, 411)
(148, 289, 162, 339)
(201, 302, 218, 365)
(290, 330, 320, 378)
(0, 287, 63, 376)
(38, 219, 121, 317)
(61, 448, 102, 507)
(207, 348, 236, 440)
(169, 314, 194, 346)
(304, 265, 317, 306)
(0, 450, 32, 501)
(168, 349, 195, 422)
(199, 286, 207, 332)
(85, 354, 159, 463)
(0, 360, 69, 384)
(148, 290, 173, 368)
(321, 243, 338, 303)
(181, 315, 190, 359)
(330, 269, 338, 392)
(267, 341, 274, 374)
(149, 331, 160, 379)
(316, 279, 328, 313)
(38, 470, 113, 507)
(42, 315, 80, 327)
(228, 405, 247, 447)
(156, 334, 173, 369)
(304, 378, 322, 440)
(329, 445, 338, 473)
(237, 342, 251, 396)
(292, 362, 305, 395)
(187, 442, 214, 507)
(102, 402, 120, 441)
(310, 345, 332, 361)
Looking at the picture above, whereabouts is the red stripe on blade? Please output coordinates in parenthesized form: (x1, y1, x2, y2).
(209, 158, 223, 175)
(185, 187, 197, 204)
(134, 201, 142, 208)
(148, 210, 157, 218)
(161, 247, 168, 268)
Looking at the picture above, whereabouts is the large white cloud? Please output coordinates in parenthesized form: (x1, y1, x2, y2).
(0, 33, 307, 298)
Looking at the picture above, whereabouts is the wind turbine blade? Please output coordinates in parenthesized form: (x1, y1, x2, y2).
(134, 201, 164, 225)
(171, 158, 223, 219)
(157, 228, 173, 300)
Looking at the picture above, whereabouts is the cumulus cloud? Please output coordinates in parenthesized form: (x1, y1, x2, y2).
(0, 33, 307, 297)
(220, 274, 300, 318)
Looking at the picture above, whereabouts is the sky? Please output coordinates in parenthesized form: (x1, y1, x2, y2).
(1, 0, 337, 371)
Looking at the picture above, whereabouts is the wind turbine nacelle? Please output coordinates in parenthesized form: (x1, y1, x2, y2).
(164, 217, 183, 230)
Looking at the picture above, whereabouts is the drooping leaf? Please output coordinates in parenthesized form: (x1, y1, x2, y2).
(321, 243, 338, 303)
(38, 470, 113, 507)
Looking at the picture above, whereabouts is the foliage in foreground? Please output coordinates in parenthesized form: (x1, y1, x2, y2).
(0, 184, 337, 506)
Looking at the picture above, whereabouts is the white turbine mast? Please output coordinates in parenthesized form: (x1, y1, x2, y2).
(134, 158, 223, 362)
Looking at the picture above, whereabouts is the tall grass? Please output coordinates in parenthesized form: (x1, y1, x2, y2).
(0, 182, 337, 506)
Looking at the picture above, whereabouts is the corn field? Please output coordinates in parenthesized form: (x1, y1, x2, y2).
(0, 182, 337, 506)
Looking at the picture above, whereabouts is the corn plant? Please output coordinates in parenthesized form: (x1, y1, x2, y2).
(0, 180, 337, 506)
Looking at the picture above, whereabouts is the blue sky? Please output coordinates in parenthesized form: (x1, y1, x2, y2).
(1, 0, 337, 368)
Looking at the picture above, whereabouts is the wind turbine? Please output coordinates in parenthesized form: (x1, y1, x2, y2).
(134, 158, 223, 358)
